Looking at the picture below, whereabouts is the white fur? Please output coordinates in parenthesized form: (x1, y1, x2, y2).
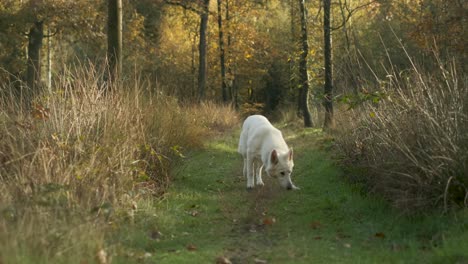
(238, 115, 297, 190)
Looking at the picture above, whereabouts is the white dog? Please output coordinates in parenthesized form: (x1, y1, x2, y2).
(238, 115, 298, 190)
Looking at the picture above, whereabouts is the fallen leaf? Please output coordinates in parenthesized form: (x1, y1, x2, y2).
(310, 221, 322, 229)
(190, 210, 199, 217)
(375, 232, 386, 239)
(149, 230, 163, 240)
(254, 258, 268, 264)
(32, 104, 50, 120)
(262, 217, 276, 226)
(187, 244, 197, 251)
(314, 236, 322, 240)
(96, 249, 108, 264)
(344, 243, 351, 248)
(391, 243, 405, 251)
(215, 256, 232, 264)
(336, 233, 351, 239)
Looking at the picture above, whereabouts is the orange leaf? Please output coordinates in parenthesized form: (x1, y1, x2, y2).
(262, 217, 276, 226)
(375, 232, 386, 239)
(216, 256, 232, 264)
(186, 244, 197, 251)
(310, 221, 322, 229)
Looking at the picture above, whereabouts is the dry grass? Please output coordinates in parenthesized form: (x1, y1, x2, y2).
(334, 57, 467, 212)
(0, 64, 239, 262)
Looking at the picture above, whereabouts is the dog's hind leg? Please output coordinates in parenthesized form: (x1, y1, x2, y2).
(246, 153, 255, 189)
(243, 158, 247, 179)
(255, 164, 264, 186)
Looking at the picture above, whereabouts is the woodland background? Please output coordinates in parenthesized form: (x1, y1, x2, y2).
(0, 0, 467, 263)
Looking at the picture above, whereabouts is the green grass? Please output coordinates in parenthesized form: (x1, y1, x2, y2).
(109, 128, 468, 263)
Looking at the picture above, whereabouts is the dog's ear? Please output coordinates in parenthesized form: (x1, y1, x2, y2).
(271, 149, 279, 164)
(288, 148, 293, 161)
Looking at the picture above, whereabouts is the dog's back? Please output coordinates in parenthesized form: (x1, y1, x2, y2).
(238, 115, 269, 155)
(238, 115, 287, 158)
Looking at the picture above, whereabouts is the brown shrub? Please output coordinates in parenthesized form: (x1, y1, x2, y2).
(0, 64, 239, 261)
(334, 59, 467, 212)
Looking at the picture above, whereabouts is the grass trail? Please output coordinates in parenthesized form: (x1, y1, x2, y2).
(112, 128, 468, 263)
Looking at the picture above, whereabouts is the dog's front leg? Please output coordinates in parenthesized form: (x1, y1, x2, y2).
(246, 153, 255, 189)
(255, 164, 264, 186)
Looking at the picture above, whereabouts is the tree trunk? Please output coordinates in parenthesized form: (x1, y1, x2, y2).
(46, 26, 52, 92)
(298, 0, 313, 127)
(217, 0, 228, 102)
(191, 33, 197, 99)
(291, 0, 301, 116)
(26, 21, 44, 91)
(107, 0, 123, 83)
(226, 0, 234, 101)
(198, 0, 210, 101)
(323, 0, 334, 128)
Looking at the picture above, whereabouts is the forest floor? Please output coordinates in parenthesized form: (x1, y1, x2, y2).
(110, 127, 468, 264)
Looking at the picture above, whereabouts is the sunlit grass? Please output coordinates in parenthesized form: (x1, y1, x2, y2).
(108, 127, 468, 263)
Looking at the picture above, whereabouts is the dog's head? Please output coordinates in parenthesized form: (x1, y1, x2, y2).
(265, 149, 298, 190)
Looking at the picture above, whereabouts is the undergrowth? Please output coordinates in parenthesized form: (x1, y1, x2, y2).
(334, 53, 467, 212)
(0, 64, 238, 263)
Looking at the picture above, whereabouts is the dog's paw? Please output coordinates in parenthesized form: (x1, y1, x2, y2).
(287, 184, 300, 191)
(291, 185, 300, 191)
(256, 181, 265, 187)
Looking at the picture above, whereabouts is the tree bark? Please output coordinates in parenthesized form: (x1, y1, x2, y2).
(198, 0, 210, 101)
(226, 0, 234, 102)
(107, 0, 123, 83)
(26, 21, 44, 91)
(323, 0, 334, 128)
(298, 0, 313, 127)
(46, 26, 52, 91)
(217, 0, 228, 102)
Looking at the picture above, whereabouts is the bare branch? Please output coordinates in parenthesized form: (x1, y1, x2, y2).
(331, 0, 377, 31)
(44, 28, 59, 38)
(313, 1, 322, 22)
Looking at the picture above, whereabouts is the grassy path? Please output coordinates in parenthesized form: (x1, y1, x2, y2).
(112, 128, 467, 263)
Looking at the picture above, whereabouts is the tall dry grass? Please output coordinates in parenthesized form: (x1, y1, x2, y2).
(334, 56, 467, 212)
(0, 64, 238, 262)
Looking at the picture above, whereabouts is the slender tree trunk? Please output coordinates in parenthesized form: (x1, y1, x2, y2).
(46, 26, 52, 92)
(217, 0, 228, 102)
(323, 0, 334, 128)
(27, 21, 43, 91)
(107, 0, 123, 83)
(298, 0, 313, 127)
(291, 0, 301, 116)
(191, 33, 197, 99)
(226, 0, 234, 103)
(198, 0, 210, 101)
